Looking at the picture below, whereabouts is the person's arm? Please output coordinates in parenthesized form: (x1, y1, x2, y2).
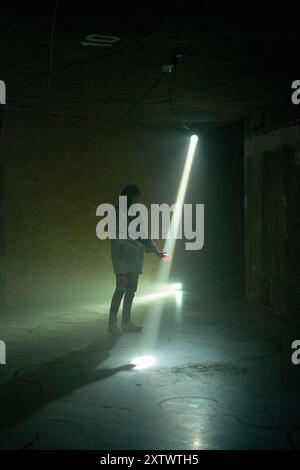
(130, 212, 171, 260)
(139, 238, 171, 260)
(140, 237, 159, 254)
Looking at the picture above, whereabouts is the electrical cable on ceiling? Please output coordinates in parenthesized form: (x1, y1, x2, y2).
(121, 73, 165, 119)
(10, 0, 176, 87)
(45, 0, 59, 95)
(169, 56, 190, 130)
(168, 0, 233, 129)
(181, 0, 233, 57)
(10, 0, 233, 128)
(122, 0, 232, 123)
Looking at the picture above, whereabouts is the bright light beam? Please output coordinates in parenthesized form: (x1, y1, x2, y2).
(141, 135, 198, 349)
(135, 289, 182, 304)
(93, 283, 183, 313)
(164, 134, 199, 259)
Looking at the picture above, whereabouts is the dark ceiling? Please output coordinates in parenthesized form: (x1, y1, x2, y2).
(2, 0, 300, 128)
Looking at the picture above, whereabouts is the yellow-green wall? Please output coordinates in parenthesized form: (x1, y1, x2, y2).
(4, 109, 186, 305)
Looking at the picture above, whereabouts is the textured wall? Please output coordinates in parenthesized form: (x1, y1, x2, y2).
(245, 123, 300, 316)
(4, 109, 187, 305)
(0, 111, 4, 305)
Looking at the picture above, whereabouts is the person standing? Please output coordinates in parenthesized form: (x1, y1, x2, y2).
(108, 184, 169, 336)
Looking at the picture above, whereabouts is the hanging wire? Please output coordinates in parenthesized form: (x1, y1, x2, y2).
(169, 56, 190, 130)
(45, 0, 60, 95)
(168, 0, 233, 129)
(122, 73, 165, 119)
(10, 0, 176, 87)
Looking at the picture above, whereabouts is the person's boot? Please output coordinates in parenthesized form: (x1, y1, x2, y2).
(122, 291, 142, 332)
(121, 320, 142, 333)
(108, 287, 125, 336)
(108, 316, 123, 336)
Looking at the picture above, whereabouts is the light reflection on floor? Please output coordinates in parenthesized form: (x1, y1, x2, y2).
(1, 291, 300, 450)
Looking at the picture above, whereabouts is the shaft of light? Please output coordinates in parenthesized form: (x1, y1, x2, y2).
(164, 134, 198, 258)
(158, 135, 198, 284)
(141, 135, 198, 349)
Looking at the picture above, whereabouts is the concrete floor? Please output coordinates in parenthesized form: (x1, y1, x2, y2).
(0, 288, 300, 450)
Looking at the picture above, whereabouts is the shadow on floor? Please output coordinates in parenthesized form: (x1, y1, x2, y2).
(0, 333, 134, 433)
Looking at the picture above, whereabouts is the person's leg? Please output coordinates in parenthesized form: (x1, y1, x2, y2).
(122, 273, 142, 332)
(108, 274, 127, 334)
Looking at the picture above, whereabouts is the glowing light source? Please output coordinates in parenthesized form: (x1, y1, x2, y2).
(164, 134, 199, 260)
(135, 289, 181, 304)
(172, 282, 182, 290)
(96, 283, 183, 312)
(130, 355, 156, 370)
(141, 135, 198, 349)
(193, 438, 201, 449)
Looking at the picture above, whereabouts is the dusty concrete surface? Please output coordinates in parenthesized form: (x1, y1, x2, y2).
(0, 288, 299, 450)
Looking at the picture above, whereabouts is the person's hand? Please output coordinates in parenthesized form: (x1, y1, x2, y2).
(157, 252, 171, 262)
